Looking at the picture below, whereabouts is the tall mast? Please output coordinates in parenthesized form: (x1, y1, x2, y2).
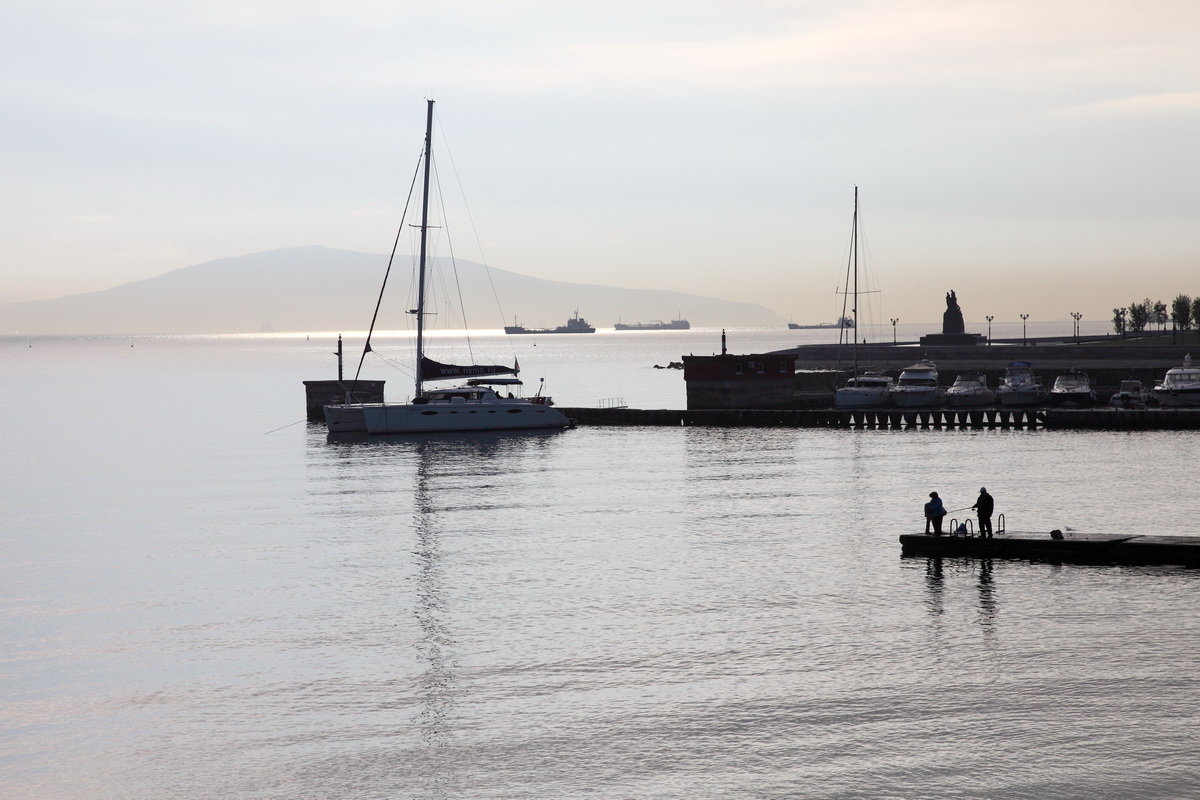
(852, 185, 859, 377)
(414, 99, 434, 398)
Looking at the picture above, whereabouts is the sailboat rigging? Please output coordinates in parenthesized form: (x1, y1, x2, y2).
(324, 100, 572, 434)
(834, 188, 892, 408)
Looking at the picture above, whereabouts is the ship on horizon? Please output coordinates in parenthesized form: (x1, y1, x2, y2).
(789, 316, 855, 330)
(613, 317, 690, 331)
(505, 310, 596, 335)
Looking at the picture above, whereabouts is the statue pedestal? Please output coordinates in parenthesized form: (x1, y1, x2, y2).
(919, 332, 987, 347)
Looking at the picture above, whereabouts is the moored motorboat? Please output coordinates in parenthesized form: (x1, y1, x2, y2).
(996, 361, 1048, 407)
(1049, 369, 1096, 407)
(889, 360, 942, 407)
(1152, 354, 1200, 407)
(1109, 379, 1149, 409)
(835, 370, 893, 408)
(945, 371, 995, 407)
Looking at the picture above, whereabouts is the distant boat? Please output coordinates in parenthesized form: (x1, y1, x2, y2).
(613, 318, 690, 331)
(505, 310, 595, 334)
(322, 100, 572, 435)
(789, 316, 854, 330)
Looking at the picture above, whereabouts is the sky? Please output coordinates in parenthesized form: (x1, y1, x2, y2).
(2, 0, 1198, 326)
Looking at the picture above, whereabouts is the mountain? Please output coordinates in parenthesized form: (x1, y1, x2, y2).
(0, 246, 784, 335)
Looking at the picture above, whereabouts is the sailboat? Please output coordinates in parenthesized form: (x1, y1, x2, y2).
(323, 100, 573, 435)
(834, 188, 892, 408)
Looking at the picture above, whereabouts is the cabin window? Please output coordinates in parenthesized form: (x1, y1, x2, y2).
(506, 408, 522, 414)
(420, 411, 438, 416)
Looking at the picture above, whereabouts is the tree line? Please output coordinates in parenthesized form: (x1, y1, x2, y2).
(1112, 295, 1200, 335)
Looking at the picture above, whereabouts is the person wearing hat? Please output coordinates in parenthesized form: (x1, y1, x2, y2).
(972, 487, 995, 538)
(924, 491, 946, 535)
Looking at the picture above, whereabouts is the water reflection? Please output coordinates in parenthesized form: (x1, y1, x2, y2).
(976, 558, 996, 632)
(412, 439, 453, 754)
(924, 557, 944, 616)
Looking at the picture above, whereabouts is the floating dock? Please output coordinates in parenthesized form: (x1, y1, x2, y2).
(900, 531, 1200, 567)
(558, 407, 1200, 430)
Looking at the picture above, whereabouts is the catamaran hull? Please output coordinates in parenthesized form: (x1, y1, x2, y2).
(361, 402, 571, 434)
(324, 405, 368, 432)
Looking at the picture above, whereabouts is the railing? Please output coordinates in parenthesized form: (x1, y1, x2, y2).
(949, 517, 975, 537)
(997, 513, 1005, 533)
(597, 397, 627, 409)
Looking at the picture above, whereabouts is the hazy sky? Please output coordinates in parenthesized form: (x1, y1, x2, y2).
(3, 0, 1197, 325)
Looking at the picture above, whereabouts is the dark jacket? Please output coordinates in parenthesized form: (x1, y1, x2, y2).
(973, 491, 994, 516)
(924, 497, 946, 519)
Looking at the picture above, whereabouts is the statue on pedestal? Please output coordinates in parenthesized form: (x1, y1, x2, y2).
(943, 290, 965, 335)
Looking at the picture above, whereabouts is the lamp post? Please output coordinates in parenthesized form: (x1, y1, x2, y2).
(986, 315, 994, 346)
(890, 318, 899, 344)
(1020, 313, 1029, 346)
(1071, 312, 1082, 344)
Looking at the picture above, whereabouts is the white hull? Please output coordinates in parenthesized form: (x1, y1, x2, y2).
(1049, 390, 1095, 407)
(361, 400, 571, 433)
(946, 390, 994, 407)
(890, 388, 942, 408)
(997, 388, 1047, 407)
(324, 404, 367, 432)
(835, 388, 891, 408)
(1153, 389, 1200, 408)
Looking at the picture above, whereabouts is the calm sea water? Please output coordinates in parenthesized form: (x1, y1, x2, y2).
(2, 327, 1197, 800)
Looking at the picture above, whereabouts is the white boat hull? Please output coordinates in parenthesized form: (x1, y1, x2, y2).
(361, 400, 571, 433)
(946, 390, 995, 407)
(1153, 388, 1200, 408)
(890, 389, 942, 408)
(835, 388, 891, 408)
(997, 388, 1047, 407)
(324, 404, 368, 432)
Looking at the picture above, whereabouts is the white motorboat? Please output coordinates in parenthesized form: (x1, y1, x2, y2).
(1049, 369, 1096, 407)
(945, 371, 995, 407)
(1152, 354, 1200, 407)
(996, 361, 1048, 407)
(889, 361, 942, 407)
(835, 370, 894, 408)
(324, 100, 571, 435)
(1109, 380, 1149, 409)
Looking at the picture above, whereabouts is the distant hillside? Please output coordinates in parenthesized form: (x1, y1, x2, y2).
(0, 246, 785, 335)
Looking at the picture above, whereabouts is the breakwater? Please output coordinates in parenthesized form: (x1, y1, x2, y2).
(559, 406, 1200, 430)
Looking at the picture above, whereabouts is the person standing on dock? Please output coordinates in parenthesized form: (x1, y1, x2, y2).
(972, 487, 995, 538)
(925, 492, 946, 535)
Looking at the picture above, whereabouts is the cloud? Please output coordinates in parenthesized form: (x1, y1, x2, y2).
(70, 213, 112, 223)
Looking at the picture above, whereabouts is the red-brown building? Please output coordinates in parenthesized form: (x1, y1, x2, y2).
(682, 353, 797, 409)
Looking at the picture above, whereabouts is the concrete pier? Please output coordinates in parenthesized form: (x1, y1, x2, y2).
(558, 406, 1200, 430)
(900, 531, 1200, 567)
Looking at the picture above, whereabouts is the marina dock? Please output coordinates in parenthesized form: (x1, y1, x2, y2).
(900, 531, 1200, 567)
(559, 407, 1200, 430)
